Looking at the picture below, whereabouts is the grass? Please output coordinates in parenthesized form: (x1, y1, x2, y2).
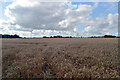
(2, 38, 119, 78)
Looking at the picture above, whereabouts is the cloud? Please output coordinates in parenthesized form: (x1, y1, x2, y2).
(81, 13, 118, 36)
(93, 2, 98, 9)
(5, 0, 93, 32)
(0, 1, 118, 37)
(31, 29, 78, 37)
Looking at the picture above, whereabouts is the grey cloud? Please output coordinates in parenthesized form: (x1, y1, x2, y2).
(5, 1, 93, 31)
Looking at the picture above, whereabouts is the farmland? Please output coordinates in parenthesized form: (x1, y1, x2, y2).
(2, 38, 119, 78)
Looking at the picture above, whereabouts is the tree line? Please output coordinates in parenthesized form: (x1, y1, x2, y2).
(0, 34, 21, 38)
(43, 35, 119, 38)
(43, 36, 72, 38)
(88, 35, 117, 38)
(0, 34, 119, 38)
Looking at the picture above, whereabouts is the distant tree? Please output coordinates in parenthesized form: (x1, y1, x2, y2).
(104, 35, 116, 38)
(116, 36, 120, 38)
(0, 34, 2, 38)
(43, 35, 73, 38)
(53, 35, 62, 38)
(50, 36, 53, 38)
(1, 34, 21, 38)
(70, 36, 72, 38)
(43, 36, 47, 38)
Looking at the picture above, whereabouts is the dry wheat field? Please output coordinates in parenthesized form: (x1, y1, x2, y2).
(2, 38, 119, 78)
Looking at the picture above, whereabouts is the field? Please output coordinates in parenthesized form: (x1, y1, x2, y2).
(2, 38, 119, 78)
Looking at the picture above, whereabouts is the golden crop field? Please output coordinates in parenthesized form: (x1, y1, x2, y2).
(2, 38, 119, 78)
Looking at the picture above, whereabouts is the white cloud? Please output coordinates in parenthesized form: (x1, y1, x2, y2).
(0, 1, 118, 37)
(81, 13, 118, 36)
(5, 1, 93, 32)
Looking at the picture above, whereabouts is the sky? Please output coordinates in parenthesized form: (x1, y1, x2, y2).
(0, 0, 118, 37)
